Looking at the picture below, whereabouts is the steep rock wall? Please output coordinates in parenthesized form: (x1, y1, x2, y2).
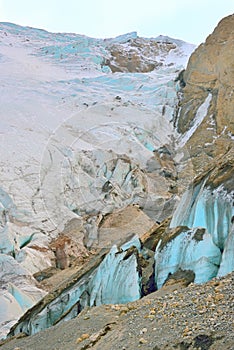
(175, 14, 234, 172)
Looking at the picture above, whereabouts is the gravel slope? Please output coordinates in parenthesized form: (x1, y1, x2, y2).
(1, 272, 233, 350)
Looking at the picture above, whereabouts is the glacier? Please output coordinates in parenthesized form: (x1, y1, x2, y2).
(1, 21, 234, 342)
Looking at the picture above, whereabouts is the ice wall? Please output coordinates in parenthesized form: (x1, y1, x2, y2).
(154, 228, 221, 289)
(89, 237, 141, 305)
(170, 183, 233, 250)
(9, 237, 142, 337)
(218, 224, 234, 276)
(165, 180, 234, 286)
(0, 254, 46, 339)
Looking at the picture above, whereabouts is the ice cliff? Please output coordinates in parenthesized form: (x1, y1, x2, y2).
(8, 236, 144, 336)
(154, 227, 221, 289)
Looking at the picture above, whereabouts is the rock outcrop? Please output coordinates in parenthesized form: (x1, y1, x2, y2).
(103, 36, 193, 73)
(175, 14, 234, 173)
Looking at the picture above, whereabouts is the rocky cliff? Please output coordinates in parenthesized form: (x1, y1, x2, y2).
(175, 14, 234, 173)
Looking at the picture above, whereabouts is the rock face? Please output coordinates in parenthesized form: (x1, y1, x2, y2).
(98, 205, 156, 248)
(103, 35, 193, 73)
(175, 14, 234, 172)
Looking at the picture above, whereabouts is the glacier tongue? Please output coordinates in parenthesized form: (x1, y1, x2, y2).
(0, 21, 196, 336)
(0, 17, 233, 345)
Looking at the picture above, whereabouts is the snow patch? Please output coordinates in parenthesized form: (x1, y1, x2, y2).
(178, 93, 212, 147)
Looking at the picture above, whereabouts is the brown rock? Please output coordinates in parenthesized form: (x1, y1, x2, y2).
(103, 38, 176, 73)
(175, 15, 234, 174)
(76, 333, 90, 343)
(178, 14, 234, 135)
(139, 337, 148, 344)
(99, 205, 155, 247)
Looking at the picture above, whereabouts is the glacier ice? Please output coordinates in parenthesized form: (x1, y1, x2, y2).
(170, 183, 233, 250)
(218, 224, 234, 277)
(9, 236, 142, 337)
(0, 254, 46, 339)
(7, 284, 35, 312)
(154, 228, 221, 289)
(166, 178, 234, 287)
(89, 241, 141, 306)
(0, 21, 214, 339)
